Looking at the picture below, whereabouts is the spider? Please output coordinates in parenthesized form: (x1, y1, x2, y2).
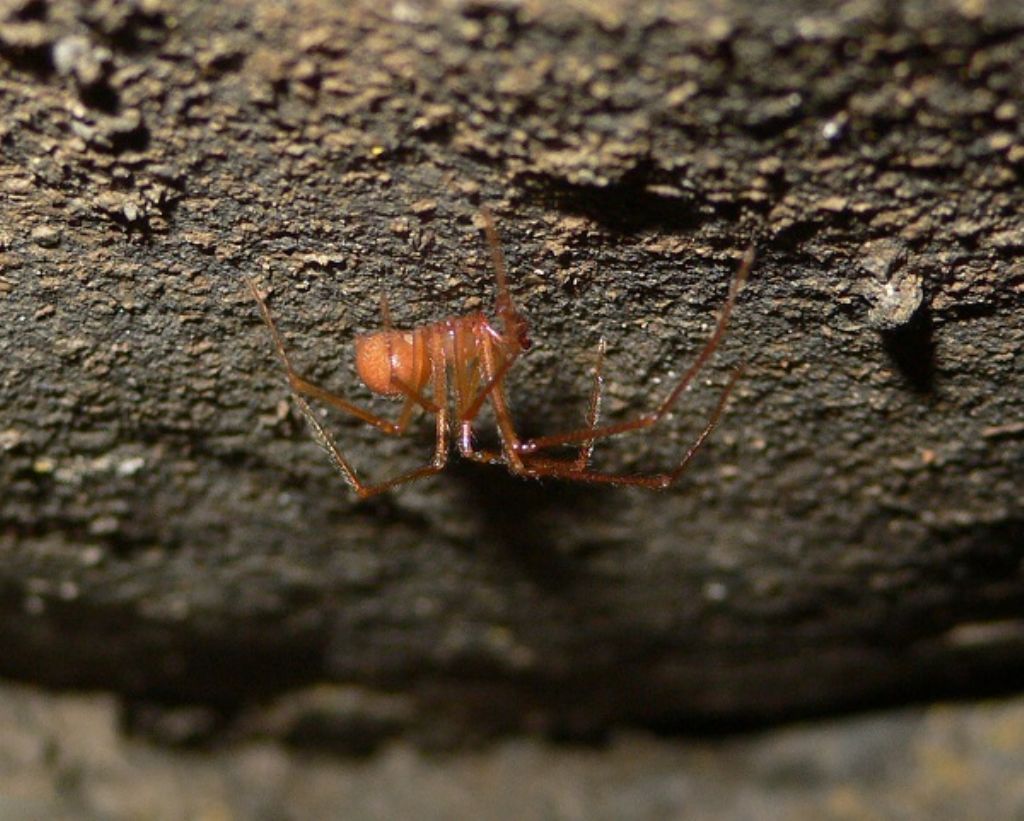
(246, 208, 752, 499)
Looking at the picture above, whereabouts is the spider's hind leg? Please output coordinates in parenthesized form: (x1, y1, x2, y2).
(246, 275, 426, 433)
(288, 340, 452, 499)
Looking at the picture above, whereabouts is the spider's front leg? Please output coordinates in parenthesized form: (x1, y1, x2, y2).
(512, 366, 743, 488)
(509, 246, 753, 486)
(456, 334, 608, 475)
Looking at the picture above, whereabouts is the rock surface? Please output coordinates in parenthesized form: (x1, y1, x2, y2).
(1, 682, 1023, 820)
(1, 0, 1023, 748)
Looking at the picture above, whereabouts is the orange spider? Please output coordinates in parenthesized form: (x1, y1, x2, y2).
(247, 208, 752, 498)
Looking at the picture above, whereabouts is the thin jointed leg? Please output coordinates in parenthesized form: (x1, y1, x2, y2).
(458, 334, 522, 425)
(488, 247, 753, 487)
(515, 246, 753, 457)
(455, 361, 737, 487)
(480, 207, 513, 317)
(246, 276, 428, 433)
(247, 276, 450, 498)
(515, 366, 743, 487)
(476, 332, 527, 473)
(290, 389, 449, 499)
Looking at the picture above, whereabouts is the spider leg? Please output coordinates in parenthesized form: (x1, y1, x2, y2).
(288, 335, 450, 499)
(455, 332, 610, 475)
(458, 337, 522, 424)
(246, 276, 430, 433)
(457, 334, 604, 466)
(514, 365, 743, 487)
(477, 330, 528, 472)
(514, 246, 753, 457)
(455, 333, 519, 468)
(479, 206, 518, 321)
(459, 361, 740, 486)
(455, 208, 532, 426)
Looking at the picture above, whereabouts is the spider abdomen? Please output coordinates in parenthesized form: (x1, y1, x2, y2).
(355, 330, 431, 396)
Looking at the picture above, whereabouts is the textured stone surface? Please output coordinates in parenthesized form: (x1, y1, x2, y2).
(1, 0, 1022, 744)
(2, 682, 1024, 820)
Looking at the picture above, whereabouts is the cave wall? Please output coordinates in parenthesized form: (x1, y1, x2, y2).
(1, 0, 1022, 743)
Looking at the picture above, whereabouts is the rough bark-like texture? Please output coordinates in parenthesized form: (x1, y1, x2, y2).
(1, 0, 1023, 748)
